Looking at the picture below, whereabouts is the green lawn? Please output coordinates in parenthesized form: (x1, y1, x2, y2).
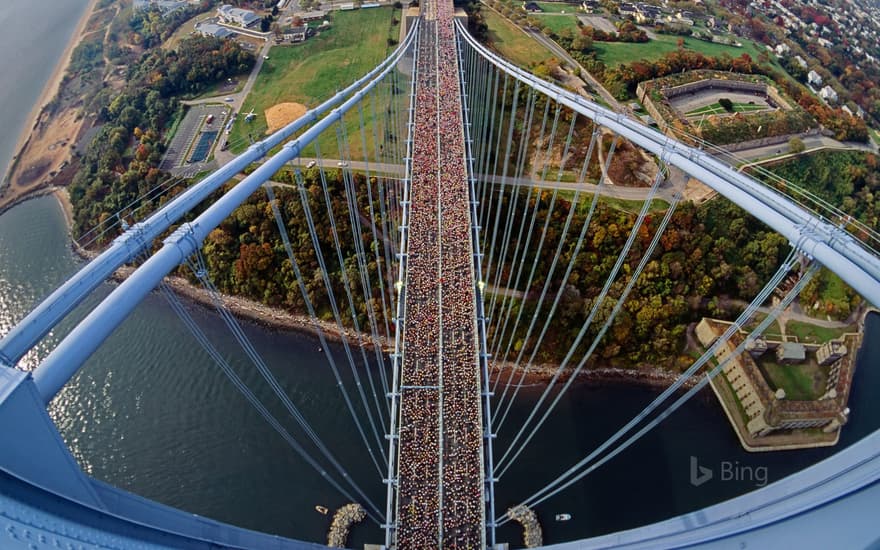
(786, 321, 853, 344)
(745, 314, 783, 341)
(164, 12, 214, 51)
(593, 34, 770, 68)
(598, 196, 670, 214)
(483, 9, 556, 69)
(757, 359, 823, 401)
(535, 14, 581, 37)
(228, 7, 399, 155)
(535, 2, 580, 13)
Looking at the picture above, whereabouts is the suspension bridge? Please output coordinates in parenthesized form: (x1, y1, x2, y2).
(1, 0, 880, 547)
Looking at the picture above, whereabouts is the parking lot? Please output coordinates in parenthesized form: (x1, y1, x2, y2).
(577, 15, 618, 34)
(160, 104, 229, 177)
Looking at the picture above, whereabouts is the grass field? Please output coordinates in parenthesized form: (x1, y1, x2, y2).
(685, 101, 769, 117)
(758, 359, 823, 401)
(228, 7, 399, 155)
(597, 196, 669, 214)
(483, 9, 556, 69)
(534, 14, 581, 36)
(786, 321, 853, 344)
(593, 34, 771, 68)
(745, 314, 783, 340)
(535, 2, 580, 13)
(719, 372, 751, 424)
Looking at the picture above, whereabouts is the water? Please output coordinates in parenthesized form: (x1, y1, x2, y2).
(4, 201, 879, 548)
(0, 0, 91, 178)
(1, 3, 880, 548)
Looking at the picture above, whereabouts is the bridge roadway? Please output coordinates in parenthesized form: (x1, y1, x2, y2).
(394, 0, 485, 547)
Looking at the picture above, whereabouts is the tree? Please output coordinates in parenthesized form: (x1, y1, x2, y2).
(572, 34, 593, 52)
(718, 97, 734, 112)
(533, 63, 552, 79)
(788, 136, 805, 154)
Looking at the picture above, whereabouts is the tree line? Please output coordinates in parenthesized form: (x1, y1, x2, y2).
(69, 35, 255, 237)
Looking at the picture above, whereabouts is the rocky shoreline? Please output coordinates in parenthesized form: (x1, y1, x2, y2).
(72, 229, 700, 393)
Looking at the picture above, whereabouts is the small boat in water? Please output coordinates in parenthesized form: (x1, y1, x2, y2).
(555, 513, 571, 522)
(315, 505, 329, 515)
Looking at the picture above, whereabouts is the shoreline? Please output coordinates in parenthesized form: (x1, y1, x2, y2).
(65, 201, 700, 393)
(4, 0, 100, 188)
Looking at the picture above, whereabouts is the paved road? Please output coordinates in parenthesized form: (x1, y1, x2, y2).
(478, 1, 622, 110)
(487, 173, 680, 201)
(183, 40, 272, 114)
(727, 135, 877, 166)
(183, 39, 273, 167)
(725, 297, 858, 330)
(268, 157, 681, 201)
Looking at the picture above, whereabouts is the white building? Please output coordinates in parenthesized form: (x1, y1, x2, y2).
(195, 22, 234, 39)
(775, 43, 791, 56)
(218, 4, 261, 27)
(794, 55, 808, 69)
(807, 69, 823, 86)
(819, 85, 838, 103)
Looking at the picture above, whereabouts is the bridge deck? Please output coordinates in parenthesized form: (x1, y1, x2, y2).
(394, 0, 484, 547)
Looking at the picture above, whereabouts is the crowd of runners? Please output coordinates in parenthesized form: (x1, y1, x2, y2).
(394, 0, 484, 547)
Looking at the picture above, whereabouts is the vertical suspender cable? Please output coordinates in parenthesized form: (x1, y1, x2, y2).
(493, 132, 614, 427)
(157, 281, 383, 522)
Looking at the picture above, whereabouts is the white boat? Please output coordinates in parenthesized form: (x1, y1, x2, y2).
(555, 513, 571, 522)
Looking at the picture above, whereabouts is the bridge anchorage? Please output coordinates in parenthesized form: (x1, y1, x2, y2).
(1, 0, 880, 547)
